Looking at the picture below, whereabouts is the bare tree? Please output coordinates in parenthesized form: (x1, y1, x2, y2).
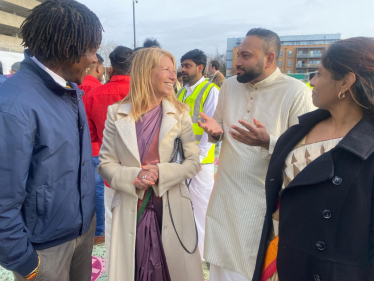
(97, 40, 119, 68)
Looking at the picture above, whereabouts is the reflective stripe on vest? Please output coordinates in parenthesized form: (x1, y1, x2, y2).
(177, 81, 218, 164)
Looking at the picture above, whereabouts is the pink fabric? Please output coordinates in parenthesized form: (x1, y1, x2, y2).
(260, 259, 277, 281)
(91, 256, 106, 281)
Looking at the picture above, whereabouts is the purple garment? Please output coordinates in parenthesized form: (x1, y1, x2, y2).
(136, 196, 170, 281)
(136, 104, 163, 161)
(135, 104, 171, 281)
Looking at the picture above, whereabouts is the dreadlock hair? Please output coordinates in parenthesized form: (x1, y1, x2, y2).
(21, 0, 103, 64)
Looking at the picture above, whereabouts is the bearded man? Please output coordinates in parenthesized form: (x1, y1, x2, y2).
(199, 28, 315, 281)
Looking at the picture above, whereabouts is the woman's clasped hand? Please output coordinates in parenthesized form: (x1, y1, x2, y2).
(132, 160, 159, 190)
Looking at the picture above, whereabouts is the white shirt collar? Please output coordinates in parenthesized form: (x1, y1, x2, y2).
(185, 76, 205, 93)
(31, 56, 67, 87)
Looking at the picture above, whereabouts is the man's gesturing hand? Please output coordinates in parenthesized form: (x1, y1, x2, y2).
(197, 112, 223, 137)
(229, 118, 270, 149)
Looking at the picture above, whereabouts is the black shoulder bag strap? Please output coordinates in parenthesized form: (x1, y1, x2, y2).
(167, 138, 198, 254)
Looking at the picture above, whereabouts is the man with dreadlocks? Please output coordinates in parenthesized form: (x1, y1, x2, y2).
(0, 1, 103, 281)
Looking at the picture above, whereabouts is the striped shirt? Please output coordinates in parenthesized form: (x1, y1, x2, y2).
(204, 68, 315, 279)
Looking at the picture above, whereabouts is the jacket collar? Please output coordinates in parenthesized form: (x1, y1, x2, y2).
(298, 109, 374, 160)
(337, 117, 374, 160)
(83, 75, 102, 85)
(21, 49, 79, 96)
(110, 75, 131, 83)
(212, 70, 220, 78)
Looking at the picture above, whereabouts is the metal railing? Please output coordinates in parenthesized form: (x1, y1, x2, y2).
(0, 41, 24, 53)
(296, 63, 319, 68)
(296, 54, 309, 58)
(296, 53, 322, 58)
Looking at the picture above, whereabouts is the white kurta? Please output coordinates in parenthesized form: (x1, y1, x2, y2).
(189, 163, 214, 259)
(204, 68, 316, 279)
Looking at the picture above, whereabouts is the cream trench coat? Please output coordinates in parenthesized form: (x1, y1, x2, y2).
(98, 98, 204, 281)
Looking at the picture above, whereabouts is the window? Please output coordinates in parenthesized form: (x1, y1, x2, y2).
(278, 61, 282, 67)
(287, 70, 291, 74)
(297, 61, 305, 67)
(310, 50, 322, 57)
(288, 60, 292, 67)
(279, 51, 283, 57)
(288, 50, 293, 57)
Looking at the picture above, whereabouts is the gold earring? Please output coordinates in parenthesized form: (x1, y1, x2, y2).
(338, 92, 346, 99)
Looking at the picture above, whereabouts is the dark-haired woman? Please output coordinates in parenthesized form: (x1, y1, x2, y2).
(253, 37, 374, 281)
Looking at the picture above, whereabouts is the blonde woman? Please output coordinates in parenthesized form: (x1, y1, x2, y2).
(98, 48, 204, 281)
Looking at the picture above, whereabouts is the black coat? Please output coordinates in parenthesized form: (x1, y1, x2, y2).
(253, 109, 374, 281)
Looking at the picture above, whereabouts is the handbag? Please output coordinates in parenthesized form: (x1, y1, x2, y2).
(167, 137, 198, 254)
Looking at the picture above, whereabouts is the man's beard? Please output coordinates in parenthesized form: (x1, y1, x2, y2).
(182, 70, 198, 84)
(236, 58, 264, 84)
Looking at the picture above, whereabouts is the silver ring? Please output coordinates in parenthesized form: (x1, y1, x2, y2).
(142, 175, 147, 179)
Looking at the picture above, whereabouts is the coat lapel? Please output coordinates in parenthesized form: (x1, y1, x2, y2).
(270, 109, 334, 193)
(284, 152, 334, 190)
(114, 99, 178, 165)
(115, 102, 141, 165)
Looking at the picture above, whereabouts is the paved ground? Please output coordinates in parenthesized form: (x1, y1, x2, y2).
(0, 243, 210, 280)
(0, 243, 108, 281)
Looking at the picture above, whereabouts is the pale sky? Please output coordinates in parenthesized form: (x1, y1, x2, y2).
(78, 0, 374, 62)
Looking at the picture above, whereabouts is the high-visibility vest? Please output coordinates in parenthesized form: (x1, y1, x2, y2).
(306, 82, 313, 89)
(177, 81, 218, 164)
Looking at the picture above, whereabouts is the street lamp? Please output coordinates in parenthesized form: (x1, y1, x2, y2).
(133, 0, 138, 48)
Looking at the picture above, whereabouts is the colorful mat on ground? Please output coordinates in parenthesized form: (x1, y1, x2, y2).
(91, 256, 106, 281)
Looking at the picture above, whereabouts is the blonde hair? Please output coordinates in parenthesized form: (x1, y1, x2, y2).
(122, 47, 189, 121)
